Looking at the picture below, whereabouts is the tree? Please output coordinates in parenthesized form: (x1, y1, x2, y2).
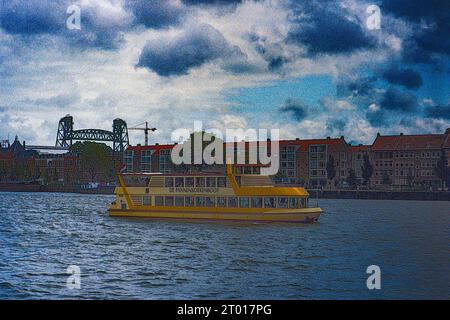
(326, 155, 336, 187)
(361, 153, 374, 186)
(435, 151, 450, 188)
(70, 141, 113, 182)
(346, 168, 357, 189)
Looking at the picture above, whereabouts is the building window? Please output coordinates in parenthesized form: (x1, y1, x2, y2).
(159, 149, 171, 173)
(141, 150, 152, 173)
(124, 150, 134, 173)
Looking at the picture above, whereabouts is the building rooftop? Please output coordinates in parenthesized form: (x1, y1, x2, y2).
(371, 133, 447, 151)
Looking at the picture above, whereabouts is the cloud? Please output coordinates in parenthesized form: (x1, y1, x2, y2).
(136, 23, 246, 76)
(287, 1, 376, 56)
(182, 0, 244, 5)
(425, 103, 450, 120)
(326, 118, 346, 132)
(381, 67, 423, 89)
(381, 0, 450, 63)
(279, 98, 309, 121)
(125, 0, 186, 29)
(380, 87, 418, 112)
(320, 96, 356, 112)
(366, 109, 387, 127)
(0, 1, 131, 50)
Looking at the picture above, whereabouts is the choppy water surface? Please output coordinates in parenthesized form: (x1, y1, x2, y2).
(0, 192, 448, 299)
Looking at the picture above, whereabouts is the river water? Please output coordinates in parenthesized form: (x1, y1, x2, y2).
(0, 192, 448, 299)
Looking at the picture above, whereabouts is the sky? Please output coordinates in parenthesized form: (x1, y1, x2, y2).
(0, 0, 449, 146)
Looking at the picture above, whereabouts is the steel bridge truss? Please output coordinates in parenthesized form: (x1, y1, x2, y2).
(55, 115, 129, 152)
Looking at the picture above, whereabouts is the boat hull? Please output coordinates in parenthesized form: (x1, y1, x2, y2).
(108, 207, 322, 223)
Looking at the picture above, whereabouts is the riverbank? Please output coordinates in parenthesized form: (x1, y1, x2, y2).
(0, 184, 114, 195)
(307, 189, 450, 201)
(1, 184, 450, 200)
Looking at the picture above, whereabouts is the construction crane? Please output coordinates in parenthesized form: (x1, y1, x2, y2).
(128, 121, 156, 146)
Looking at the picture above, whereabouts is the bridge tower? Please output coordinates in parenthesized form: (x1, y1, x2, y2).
(55, 115, 74, 148)
(113, 118, 129, 152)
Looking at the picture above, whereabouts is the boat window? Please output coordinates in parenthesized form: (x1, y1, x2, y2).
(175, 196, 184, 206)
(143, 195, 152, 206)
(228, 197, 238, 208)
(185, 196, 194, 207)
(217, 197, 227, 207)
(278, 197, 288, 208)
(239, 197, 250, 208)
(289, 197, 299, 208)
(206, 177, 216, 187)
(251, 197, 263, 208)
(205, 197, 215, 207)
(196, 197, 205, 207)
(155, 196, 164, 206)
(217, 177, 227, 187)
(165, 177, 174, 188)
(175, 177, 184, 187)
(264, 197, 276, 208)
(195, 177, 205, 187)
(165, 196, 174, 206)
(185, 177, 194, 187)
(244, 167, 251, 174)
(300, 198, 307, 208)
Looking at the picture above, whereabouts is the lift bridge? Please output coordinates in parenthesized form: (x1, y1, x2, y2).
(55, 115, 129, 152)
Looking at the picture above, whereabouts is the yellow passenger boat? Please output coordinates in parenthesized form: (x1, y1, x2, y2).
(108, 164, 322, 223)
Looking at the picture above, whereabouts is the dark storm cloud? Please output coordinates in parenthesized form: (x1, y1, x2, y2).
(0, 1, 127, 50)
(249, 33, 288, 71)
(136, 24, 246, 76)
(381, 0, 450, 63)
(380, 87, 418, 112)
(366, 109, 387, 127)
(381, 67, 423, 89)
(337, 76, 377, 98)
(279, 99, 309, 121)
(425, 104, 450, 120)
(287, 1, 375, 56)
(182, 0, 244, 5)
(0, 1, 66, 35)
(125, 0, 186, 29)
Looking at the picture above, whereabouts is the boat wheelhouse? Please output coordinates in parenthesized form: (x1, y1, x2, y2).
(108, 164, 322, 223)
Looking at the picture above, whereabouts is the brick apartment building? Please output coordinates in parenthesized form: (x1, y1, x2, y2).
(122, 129, 450, 189)
(370, 131, 450, 188)
(124, 136, 354, 188)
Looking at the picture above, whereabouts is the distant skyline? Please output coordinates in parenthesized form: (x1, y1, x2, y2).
(0, 0, 449, 146)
